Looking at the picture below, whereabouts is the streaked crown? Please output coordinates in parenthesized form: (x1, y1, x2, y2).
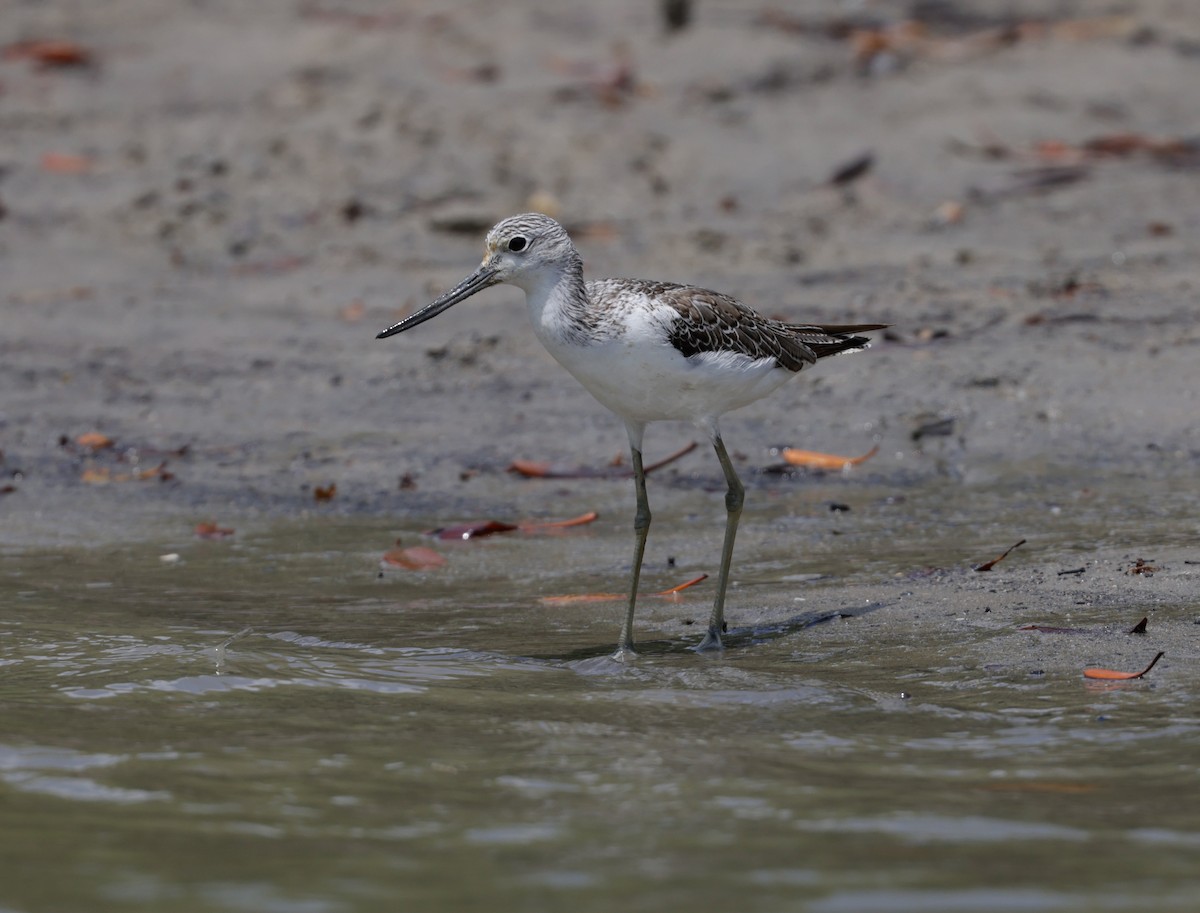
(483, 213, 579, 267)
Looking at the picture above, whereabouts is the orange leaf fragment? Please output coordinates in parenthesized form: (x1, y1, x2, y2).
(75, 432, 114, 451)
(781, 444, 878, 470)
(40, 152, 93, 174)
(429, 519, 518, 541)
(508, 458, 553, 478)
(80, 467, 113, 484)
(518, 511, 599, 532)
(540, 573, 708, 605)
(3, 39, 92, 68)
(1083, 651, 1164, 681)
(425, 512, 597, 540)
(313, 483, 337, 502)
(136, 461, 173, 482)
(381, 545, 446, 570)
(195, 522, 235, 539)
(974, 538, 1027, 572)
(652, 574, 708, 596)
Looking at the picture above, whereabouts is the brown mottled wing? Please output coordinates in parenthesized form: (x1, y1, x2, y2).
(662, 286, 820, 372)
(660, 283, 884, 372)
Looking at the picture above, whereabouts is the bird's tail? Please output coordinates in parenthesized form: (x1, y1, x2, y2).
(789, 323, 888, 360)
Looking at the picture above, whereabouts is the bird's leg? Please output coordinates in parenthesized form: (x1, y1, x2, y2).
(613, 446, 650, 661)
(698, 434, 743, 652)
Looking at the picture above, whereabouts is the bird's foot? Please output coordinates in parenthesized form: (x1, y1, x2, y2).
(694, 626, 725, 653)
(609, 644, 638, 663)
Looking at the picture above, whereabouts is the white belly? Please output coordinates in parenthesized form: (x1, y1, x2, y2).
(525, 277, 800, 429)
(541, 335, 796, 426)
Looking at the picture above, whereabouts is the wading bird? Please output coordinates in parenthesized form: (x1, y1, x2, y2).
(378, 214, 882, 659)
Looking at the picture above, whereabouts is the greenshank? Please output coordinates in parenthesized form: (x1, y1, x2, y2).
(378, 213, 883, 659)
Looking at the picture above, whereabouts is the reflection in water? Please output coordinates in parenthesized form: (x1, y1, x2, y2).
(1, 744, 173, 804)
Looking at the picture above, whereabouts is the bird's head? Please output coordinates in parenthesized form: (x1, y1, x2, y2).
(376, 213, 578, 340)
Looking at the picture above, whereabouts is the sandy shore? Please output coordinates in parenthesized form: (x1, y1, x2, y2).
(2, 0, 1198, 550)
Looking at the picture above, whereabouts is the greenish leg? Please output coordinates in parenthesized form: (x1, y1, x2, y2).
(698, 434, 743, 652)
(613, 446, 650, 661)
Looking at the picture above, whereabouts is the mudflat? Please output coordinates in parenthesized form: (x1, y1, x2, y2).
(3, 0, 1197, 547)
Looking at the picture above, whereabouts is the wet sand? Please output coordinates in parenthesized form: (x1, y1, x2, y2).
(3, 5, 1198, 532)
(3, 0, 1198, 600)
(5, 0, 1199, 614)
(2, 5, 1198, 527)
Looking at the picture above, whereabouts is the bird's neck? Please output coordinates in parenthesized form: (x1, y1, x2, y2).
(522, 256, 593, 345)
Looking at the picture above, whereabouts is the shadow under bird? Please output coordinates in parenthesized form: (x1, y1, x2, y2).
(377, 213, 884, 660)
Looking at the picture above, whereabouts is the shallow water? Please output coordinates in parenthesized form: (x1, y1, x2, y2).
(3, 463, 1199, 913)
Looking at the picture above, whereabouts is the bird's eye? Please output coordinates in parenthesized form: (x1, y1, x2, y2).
(507, 236, 527, 252)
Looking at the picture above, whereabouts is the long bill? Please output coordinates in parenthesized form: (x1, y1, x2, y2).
(376, 266, 499, 339)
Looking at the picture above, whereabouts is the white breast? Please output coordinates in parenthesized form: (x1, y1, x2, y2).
(534, 296, 795, 426)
